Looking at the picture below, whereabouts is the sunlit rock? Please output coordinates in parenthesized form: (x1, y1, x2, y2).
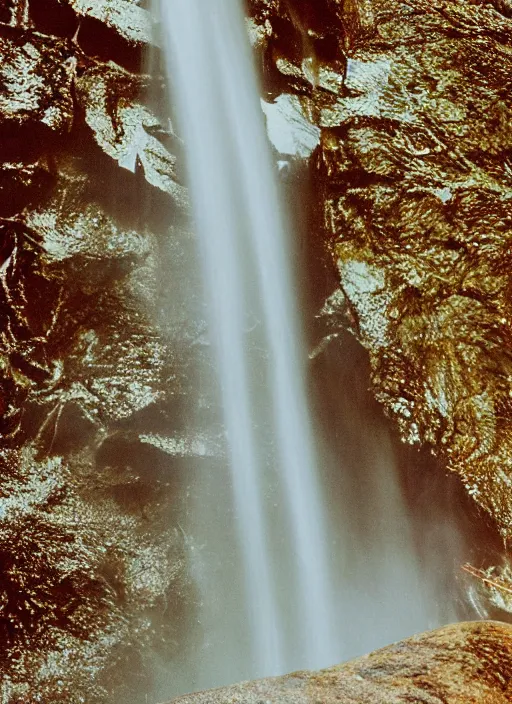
(0, 440, 187, 703)
(261, 94, 320, 158)
(62, 0, 153, 44)
(168, 621, 512, 704)
(24, 162, 151, 263)
(0, 158, 53, 216)
(251, 0, 512, 548)
(0, 1, 196, 698)
(0, 28, 74, 131)
(75, 62, 188, 204)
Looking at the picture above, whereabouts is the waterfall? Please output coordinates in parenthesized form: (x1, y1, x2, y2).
(160, 0, 338, 685)
(156, 0, 461, 698)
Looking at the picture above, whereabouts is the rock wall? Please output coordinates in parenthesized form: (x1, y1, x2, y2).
(0, 1, 204, 700)
(249, 0, 512, 606)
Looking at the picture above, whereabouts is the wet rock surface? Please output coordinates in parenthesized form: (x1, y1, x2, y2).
(250, 0, 512, 601)
(0, 1, 205, 701)
(62, 0, 153, 44)
(168, 621, 512, 704)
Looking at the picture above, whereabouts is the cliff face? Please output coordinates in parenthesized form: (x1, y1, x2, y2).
(0, 2, 203, 701)
(1, 0, 512, 699)
(250, 0, 512, 595)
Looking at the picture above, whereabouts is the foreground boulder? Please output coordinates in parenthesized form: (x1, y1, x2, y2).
(168, 621, 512, 703)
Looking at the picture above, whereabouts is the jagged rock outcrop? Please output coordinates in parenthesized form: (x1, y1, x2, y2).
(168, 621, 512, 704)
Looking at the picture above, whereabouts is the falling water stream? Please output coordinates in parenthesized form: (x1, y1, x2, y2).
(157, 0, 461, 698)
(161, 0, 337, 679)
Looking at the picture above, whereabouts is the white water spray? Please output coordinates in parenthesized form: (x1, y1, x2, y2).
(161, 0, 338, 683)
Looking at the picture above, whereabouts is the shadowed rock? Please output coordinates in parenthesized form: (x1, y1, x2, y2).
(167, 621, 512, 703)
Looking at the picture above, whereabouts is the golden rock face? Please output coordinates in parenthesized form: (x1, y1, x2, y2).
(250, 0, 512, 549)
(0, 2, 198, 701)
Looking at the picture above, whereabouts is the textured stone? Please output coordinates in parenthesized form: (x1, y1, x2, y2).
(0, 199, 191, 701)
(168, 621, 512, 704)
(23, 160, 151, 263)
(0, 2, 196, 701)
(0, 26, 75, 131)
(251, 0, 512, 554)
(63, 0, 153, 44)
(75, 62, 188, 204)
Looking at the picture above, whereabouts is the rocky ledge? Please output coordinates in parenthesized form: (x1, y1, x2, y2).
(167, 621, 512, 703)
